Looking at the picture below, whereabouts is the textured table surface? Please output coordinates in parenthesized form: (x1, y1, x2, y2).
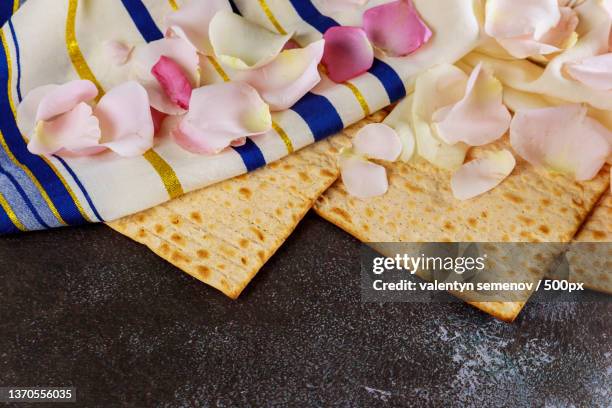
(0, 212, 610, 407)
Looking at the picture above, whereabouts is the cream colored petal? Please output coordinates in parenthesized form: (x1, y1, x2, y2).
(510, 104, 611, 180)
(451, 149, 516, 200)
(434, 63, 511, 146)
(164, 0, 231, 55)
(209, 10, 291, 70)
(412, 64, 470, 170)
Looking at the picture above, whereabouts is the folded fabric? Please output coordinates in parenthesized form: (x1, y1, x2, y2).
(0, 0, 479, 234)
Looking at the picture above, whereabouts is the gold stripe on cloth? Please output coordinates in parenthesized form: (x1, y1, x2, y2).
(257, 0, 288, 35)
(0, 192, 26, 231)
(66, 0, 104, 100)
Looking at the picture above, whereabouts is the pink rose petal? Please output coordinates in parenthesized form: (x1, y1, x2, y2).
(150, 107, 167, 135)
(230, 137, 247, 147)
(363, 0, 432, 57)
(433, 63, 511, 146)
(28, 102, 101, 156)
(322, 26, 373, 83)
(340, 155, 389, 198)
(36, 80, 98, 122)
(352, 123, 402, 161)
(510, 104, 611, 181)
(151, 56, 193, 110)
(565, 53, 612, 91)
(174, 82, 271, 154)
(451, 150, 516, 201)
(94, 81, 155, 157)
(238, 40, 324, 111)
(164, 0, 231, 55)
(131, 38, 199, 115)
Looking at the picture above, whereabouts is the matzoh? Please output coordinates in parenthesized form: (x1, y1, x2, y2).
(314, 135, 610, 321)
(566, 190, 612, 294)
(107, 112, 387, 298)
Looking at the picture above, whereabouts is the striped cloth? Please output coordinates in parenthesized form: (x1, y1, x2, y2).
(0, 0, 479, 233)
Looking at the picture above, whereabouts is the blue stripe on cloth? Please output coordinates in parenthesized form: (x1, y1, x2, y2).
(120, 0, 164, 42)
(122, 0, 268, 172)
(0, 1, 16, 28)
(228, 0, 241, 15)
(7, 20, 21, 102)
(0, 162, 49, 228)
(0, 203, 18, 234)
(232, 139, 266, 172)
(0, 31, 86, 227)
(291, 93, 344, 141)
(54, 156, 103, 222)
(287, 0, 406, 102)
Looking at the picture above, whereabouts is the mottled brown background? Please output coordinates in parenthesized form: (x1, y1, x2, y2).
(0, 213, 610, 407)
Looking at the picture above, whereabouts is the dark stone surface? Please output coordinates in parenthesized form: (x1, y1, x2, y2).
(0, 212, 610, 407)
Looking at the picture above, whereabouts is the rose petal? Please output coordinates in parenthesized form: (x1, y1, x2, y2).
(433, 63, 511, 146)
(151, 56, 193, 110)
(35, 80, 98, 122)
(209, 10, 291, 70)
(383, 95, 417, 163)
(412, 64, 470, 170)
(483, 0, 580, 59)
(510, 104, 611, 180)
(236, 40, 325, 111)
(230, 137, 247, 147)
(103, 40, 134, 66)
(352, 123, 402, 161)
(17, 84, 58, 137)
(131, 37, 199, 114)
(565, 53, 612, 91)
(363, 0, 432, 57)
(174, 82, 271, 154)
(340, 154, 389, 198)
(164, 0, 231, 55)
(94, 81, 154, 157)
(28, 102, 101, 156)
(322, 26, 373, 83)
(451, 149, 516, 201)
(150, 107, 167, 135)
(485, 0, 561, 41)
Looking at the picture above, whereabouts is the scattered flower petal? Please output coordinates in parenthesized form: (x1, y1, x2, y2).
(235, 40, 325, 111)
(352, 123, 402, 161)
(150, 107, 167, 135)
(322, 26, 373, 83)
(484, 0, 578, 58)
(433, 63, 511, 146)
(451, 149, 516, 200)
(131, 38, 199, 114)
(565, 53, 612, 91)
(363, 0, 432, 57)
(35, 80, 98, 122)
(209, 10, 291, 70)
(103, 40, 134, 66)
(230, 137, 247, 147)
(164, 0, 231, 55)
(174, 82, 272, 154)
(510, 104, 611, 180)
(94, 81, 155, 157)
(383, 95, 417, 162)
(412, 64, 470, 170)
(151, 56, 193, 110)
(340, 154, 389, 198)
(28, 102, 101, 156)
